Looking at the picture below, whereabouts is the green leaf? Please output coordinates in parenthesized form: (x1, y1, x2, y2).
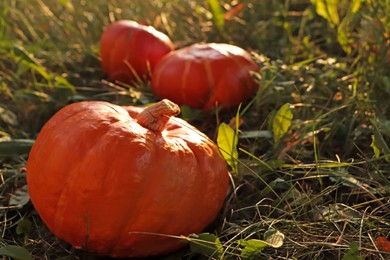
(217, 123, 238, 172)
(371, 122, 390, 161)
(16, 219, 32, 236)
(272, 103, 293, 144)
(189, 233, 223, 258)
(350, 0, 363, 13)
(310, 0, 340, 27)
(0, 245, 33, 260)
(207, 0, 224, 31)
(342, 242, 362, 260)
(371, 135, 381, 158)
(337, 0, 363, 54)
(16, 219, 32, 244)
(264, 229, 285, 248)
(11, 45, 51, 80)
(239, 239, 268, 259)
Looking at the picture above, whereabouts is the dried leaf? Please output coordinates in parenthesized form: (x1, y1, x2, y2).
(375, 236, 390, 253)
(9, 185, 30, 209)
(264, 229, 285, 248)
(224, 3, 244, 21)
(0, 107, 18, 126)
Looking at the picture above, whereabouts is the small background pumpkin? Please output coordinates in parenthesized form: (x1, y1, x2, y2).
(100, 20, 174, 83)
(26, 100, 229, 258)
(151, 43, 260, 111)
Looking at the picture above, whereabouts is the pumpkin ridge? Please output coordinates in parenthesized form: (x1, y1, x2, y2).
(152, 55, 175, 98)
(183, 139, 229, 224)
(36, 104, 128, 244)
(55, 117, 155, 252)
(181, 59, 192, 105)
(164, 123, 229, 230)
(228, 54, 258, 95)
(200, 58, 219, 109)
(113, 136, 201, 255)
(105, 135, 160, 255)
(51, 120, 120, 237)
(108, 134, 177, 255)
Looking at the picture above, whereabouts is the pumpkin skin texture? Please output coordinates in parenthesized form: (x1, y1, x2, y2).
(100, 20, 174, 83)
(151, 43, 259, 110)
(26, 100, 229, 258)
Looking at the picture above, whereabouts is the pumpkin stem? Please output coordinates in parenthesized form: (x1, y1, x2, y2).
(136, 99, 181, 132)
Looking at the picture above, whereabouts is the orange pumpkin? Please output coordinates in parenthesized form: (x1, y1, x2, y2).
(100, 20, 174, 83)
(26, 100, 229, 258)
(151, 43, 259, 110)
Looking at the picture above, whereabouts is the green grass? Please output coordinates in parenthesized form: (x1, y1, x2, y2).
(1, 0, 390, 259)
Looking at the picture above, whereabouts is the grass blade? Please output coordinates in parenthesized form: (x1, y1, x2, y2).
(207, 0, 224, 31)
(0, 139, 35, 157)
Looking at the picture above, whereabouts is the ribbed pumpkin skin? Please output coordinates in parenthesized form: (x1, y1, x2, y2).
(26, 101, 229, 258)
(100, 20, 174, 83)
(151, 43, 259, 110)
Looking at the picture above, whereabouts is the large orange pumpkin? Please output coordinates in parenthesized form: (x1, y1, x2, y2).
(26, 100, 229, 258)
(151, 43, 259, 110)
(100, 20, 174, 83)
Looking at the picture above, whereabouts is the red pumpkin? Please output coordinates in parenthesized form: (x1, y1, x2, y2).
(151, 43, 259, 110)
(100, 20, 174, 83)
(26, 99, 229, 258)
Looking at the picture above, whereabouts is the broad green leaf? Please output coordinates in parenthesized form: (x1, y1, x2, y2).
(272, 103, 293, 144)
(189, 233, 223, 258)
(239, 239, 268, 259)
(207, 0, 224, 31)
(342, 242, 362, 260)
(16, 219, 32, 236)
(217, 123, 238, 172)
(0, 245, 33, 260)
(16, 219, 32, 244)
(264, 229, 285, 248)
(310, 0, 340, 27)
